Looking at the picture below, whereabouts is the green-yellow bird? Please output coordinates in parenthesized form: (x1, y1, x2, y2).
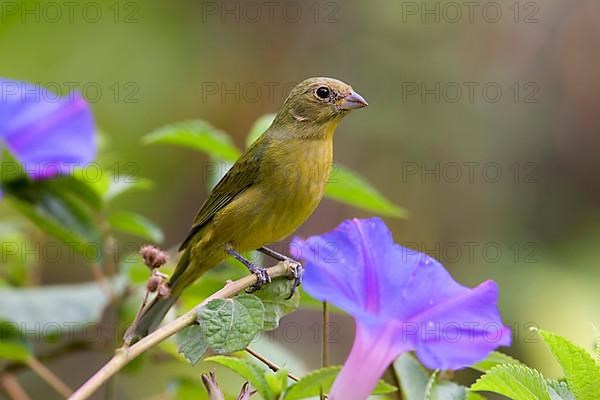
(128, 77, 368, 340)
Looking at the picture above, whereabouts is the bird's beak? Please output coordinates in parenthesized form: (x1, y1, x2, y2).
(339, 91, 368, 110)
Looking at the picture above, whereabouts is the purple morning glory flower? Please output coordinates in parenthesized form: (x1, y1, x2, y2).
(0, 78, 96, 180)
(290, 218, 511, 400)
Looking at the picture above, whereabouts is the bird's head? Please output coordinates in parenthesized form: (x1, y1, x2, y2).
(274, 77, 368, 131)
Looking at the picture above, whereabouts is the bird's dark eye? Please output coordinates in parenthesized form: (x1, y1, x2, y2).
(315, 86, 331, 100)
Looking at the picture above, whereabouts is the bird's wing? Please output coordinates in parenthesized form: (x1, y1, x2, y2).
(178, 138, 267, 250)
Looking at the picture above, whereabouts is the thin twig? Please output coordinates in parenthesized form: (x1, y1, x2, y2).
(104, 372, 116, 400)
(25, 356, 73, 398)
(89, 219, 117, 301)
(90, 263, 113, 301)
(102, 234, 117, 276)
(320, 301, 329, 400)
(0, 373, 31, 400)
(69, 261, 293, 400)
(322, 301, 329, 368)
(27, 231, 44, 287)
(245, 347, 300, 382)
(4, 342, 92, 375)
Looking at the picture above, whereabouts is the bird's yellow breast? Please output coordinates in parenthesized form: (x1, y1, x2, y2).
(256, 135, 333, 243)
(206, 123, 337, 253)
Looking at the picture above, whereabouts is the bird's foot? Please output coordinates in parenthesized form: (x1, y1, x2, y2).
(258, 246, 304, 300)
(225, 245, 272, 292)
(284, 259, 303, 299)
(258, 246, 303, 298)
(245, 264, 272, 293)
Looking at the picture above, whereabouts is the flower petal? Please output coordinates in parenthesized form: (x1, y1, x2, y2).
(291, 218, 394, 321)
(0, 78, 96, 179)
(329, 322, 409, 400)
(409, 280, 512, 369)
(294, 217, 511, 372)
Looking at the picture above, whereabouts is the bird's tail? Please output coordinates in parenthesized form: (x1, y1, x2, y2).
(125, 294, 180, 342)
(124, 248, 193, 343)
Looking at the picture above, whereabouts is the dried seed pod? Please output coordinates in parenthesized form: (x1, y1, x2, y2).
(157, 282, 171, 298)
(146, 275, 162, 292)
(139, 244, 168, 270)
(201, 371, 225, 400)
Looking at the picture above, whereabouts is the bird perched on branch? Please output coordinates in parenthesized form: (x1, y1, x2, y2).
(126, 77, 368, 341)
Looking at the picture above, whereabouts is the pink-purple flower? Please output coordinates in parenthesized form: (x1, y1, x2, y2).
(0, 78, 96, 180)
(291, 218, 511, 400)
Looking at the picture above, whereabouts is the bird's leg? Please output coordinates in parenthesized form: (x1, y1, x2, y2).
(258, 246, 295, 262)
(259, 246, 303, 299)
(225, 244, 271, 292)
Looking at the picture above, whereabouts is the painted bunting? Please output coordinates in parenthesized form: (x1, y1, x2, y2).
(127, 77, 368, 340)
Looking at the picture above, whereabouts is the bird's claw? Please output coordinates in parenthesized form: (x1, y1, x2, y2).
(285, 260, 303, 299)
(245, 265, 271, 293)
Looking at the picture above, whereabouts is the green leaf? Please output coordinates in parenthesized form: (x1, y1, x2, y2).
(0, 278, 127, 341)
(48, 175, 104, 211)
(0, 341, 31, 362)
(206, 355, 274, 400)
(253, 278, 300, 330)
(471, 351, 522, 373)
(546, 380, 575, 400)
(431, 381, 472, 400)
(167, 377, 209, 400)
(70, 166, 110, 199)
(425, 370, 440, 399)
(266, 367, 289, 396)
(539, 330, 600, 400)
(248, 334, 309, 385)
(179, 272, 241, 310)
(393, 353, 430, 400)
(178, 325, 209, 365)
(0, 226, 31, 287)
(0, 143, 25, 184)
(4, 178, 102, 254)
(142, 120, 241, 162)
(465, 392, 486, 400)
(426, 371, 473, 400)
(283, 365, 396, 400)
(104, 176, 153, 202)
(371, 378, 399, 394)
(108, 211, 164, 243)
(197, 294, 264, 354)
(1, 146, 105, 256)
(470, 364, 551, 400)
(394, 354, 475, 400)
(1, 145, 103, 210)
(325, 164, 408, 218)
(246, 113, 275, 147)
(595, 330, 600, 363)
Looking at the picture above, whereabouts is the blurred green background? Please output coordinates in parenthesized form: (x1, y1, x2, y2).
(1, 0, 600, 398)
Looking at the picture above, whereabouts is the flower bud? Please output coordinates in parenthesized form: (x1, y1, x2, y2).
(146, 276, 161, 292)
(158, 282, 171, 298)
(139, 244, 168, 269)
(201, 371, 225, 400)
